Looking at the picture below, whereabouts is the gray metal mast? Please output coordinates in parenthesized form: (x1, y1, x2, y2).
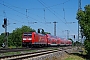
(78, 0, 82, 46)
(53, 21, 57, 36)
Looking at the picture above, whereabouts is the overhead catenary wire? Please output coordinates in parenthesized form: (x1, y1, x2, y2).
(0, 1, 51, 25)
(0, 1, 51, 33)
(37, 0, 66, 36)
(37, 0, 65, 23)
(0, 0, 77, 37)
(46, 0, 71, 8)
(2, 1, 7, 18)
(0, 0, 71, 10)
(0, 2, 41, 22)
(38, 0, 75, 34)
(0, 1, 48, 29)
(39, 0, 68, 23)
(0, 0, 72, 24)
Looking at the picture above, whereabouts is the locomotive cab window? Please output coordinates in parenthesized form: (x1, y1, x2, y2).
(23, 33, 32, 37)
(28, 34, 32, 37)
(23, 34, 27, 36)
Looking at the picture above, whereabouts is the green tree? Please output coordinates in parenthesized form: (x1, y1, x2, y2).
(76, 5, 90, 55)
(44, 32, 51, 34)
(9, 25, 35, 47)
(68, 38, 74, 46)
(0, 33, 5, 47)
(8, 33, 14, 46)
(74, 41, 81, 46)
(68, 38, 73, 42)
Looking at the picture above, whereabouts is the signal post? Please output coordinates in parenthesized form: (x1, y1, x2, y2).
(2, 18, 8, 48)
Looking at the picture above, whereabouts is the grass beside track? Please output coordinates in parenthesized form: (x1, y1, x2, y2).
(65, 54, 85, 60)
(0, 50, 37, 57)
(64, 48, 88, 60)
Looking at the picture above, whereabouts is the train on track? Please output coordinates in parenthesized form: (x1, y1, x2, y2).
(22, 31, 72, 48)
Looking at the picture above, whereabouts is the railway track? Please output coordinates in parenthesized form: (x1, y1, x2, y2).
(0, 46, 71, 53)
(0, 47, 72, 60)
(0, 48, 32, 53)
(0, 49, 62, 60)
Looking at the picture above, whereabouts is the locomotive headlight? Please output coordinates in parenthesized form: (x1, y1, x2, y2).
(23, 38, 26, 40)
(28, 38, 32, 40)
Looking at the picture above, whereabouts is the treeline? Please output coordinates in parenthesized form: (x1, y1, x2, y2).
(0, 25, 50, 47)
(0, 25, 36, 47)
(76, 4, 90, 56)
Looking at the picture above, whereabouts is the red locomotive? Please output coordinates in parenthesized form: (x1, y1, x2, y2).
(22, 32, 72, 47)
(22, 32, 47, 47)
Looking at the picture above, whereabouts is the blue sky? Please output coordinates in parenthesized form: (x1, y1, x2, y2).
(0, 0, 90, 41)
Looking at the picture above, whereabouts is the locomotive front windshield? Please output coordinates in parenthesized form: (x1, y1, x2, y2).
(23, 33, 32, 37)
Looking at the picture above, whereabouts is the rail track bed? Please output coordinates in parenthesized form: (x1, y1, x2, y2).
(0, 48, 32, 53)
(0, 47, 53, 53)
(0, 46, 71, 53)
(0, 47, 73, 60)
(0, 49, 62, 60)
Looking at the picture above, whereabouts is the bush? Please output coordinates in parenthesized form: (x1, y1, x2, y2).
(84, 40, 90, 56)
